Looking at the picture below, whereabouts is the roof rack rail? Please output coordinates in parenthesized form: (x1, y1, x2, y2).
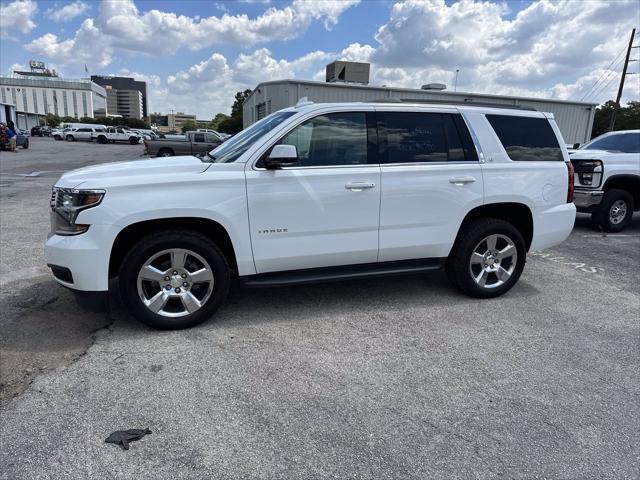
(371, 98, 537, 111)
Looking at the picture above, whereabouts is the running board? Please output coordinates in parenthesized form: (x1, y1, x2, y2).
(240, 258, 445, 288)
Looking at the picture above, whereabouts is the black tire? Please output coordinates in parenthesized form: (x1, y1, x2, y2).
(446, 218, 526, 298)
(97, 136, 107, 144)
(22, 140, 29, 149)
(66, 135, 75, 142)
(158, 148, 173, 157)
(119, 231, 230, 329)
(129, 137, 139, 145)
(591, 188, 634, 233)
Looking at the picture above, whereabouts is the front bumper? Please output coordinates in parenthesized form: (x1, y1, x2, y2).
(573, 189, 604, 210)
(45, 223, 120, 292)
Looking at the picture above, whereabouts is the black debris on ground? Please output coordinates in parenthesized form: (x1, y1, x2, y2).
(105, 429, 152, 450)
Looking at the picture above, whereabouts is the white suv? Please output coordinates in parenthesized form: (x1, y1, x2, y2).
(65, 127, 106, 142)
(45, 102, 576, 329)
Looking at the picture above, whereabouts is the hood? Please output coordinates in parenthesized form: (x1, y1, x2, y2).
(55, 156, 211, 189)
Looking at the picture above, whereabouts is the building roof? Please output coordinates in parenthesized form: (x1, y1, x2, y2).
(0, 74, 106, 95)
(248, 78, 598, 107)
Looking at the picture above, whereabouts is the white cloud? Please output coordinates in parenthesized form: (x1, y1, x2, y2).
(0, 0, 37, 36)
(26, 19, 113, 68)
(46, 1, 90, 23)
(28, 0, 359, 63)
(153, 48, 333, 118)
(364, 0, 639, 104)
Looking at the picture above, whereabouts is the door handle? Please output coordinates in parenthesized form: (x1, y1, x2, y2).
(449, 176, 476, 186)
(345, 182, 376, 191)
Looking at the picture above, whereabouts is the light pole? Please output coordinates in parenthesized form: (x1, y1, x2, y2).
(454, 69, 460, 92)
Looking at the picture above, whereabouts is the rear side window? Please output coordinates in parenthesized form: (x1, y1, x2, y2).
(381, 112, 478, 163)
(193, 133, 205, 142)
(487, 114, 562, 161)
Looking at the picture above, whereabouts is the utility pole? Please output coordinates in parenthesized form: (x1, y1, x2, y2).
(609, 28, 636, 131)
(453, 69, 460, 92)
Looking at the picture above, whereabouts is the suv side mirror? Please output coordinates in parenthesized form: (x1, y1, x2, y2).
(264, 144, 298, 169)
(573, 143, 581, 149)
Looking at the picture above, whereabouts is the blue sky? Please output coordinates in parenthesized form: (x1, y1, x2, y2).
(1, 0, 638, 118)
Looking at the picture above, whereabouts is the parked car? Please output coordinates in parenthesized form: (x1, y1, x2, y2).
(45, 101, 576, 329)
(93, 127, 141, 145)
(52, 128, 70, 141)
(31, 125, 50, 137)
(1, 130, 29, 150)
(144, 131, 222, 157)
(570, 130, 640, 232)
(196, 128, 230, 141)
(16, 132, 29, 149)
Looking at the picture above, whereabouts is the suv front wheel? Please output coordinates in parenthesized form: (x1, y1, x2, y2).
(447, 218, 526, 298)
(119, 231, 230, 329)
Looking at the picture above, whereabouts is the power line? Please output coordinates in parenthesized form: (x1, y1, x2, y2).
(579, 45, 627, 101)
(583, 54, 626, 102)
(587, 66, 622, 103)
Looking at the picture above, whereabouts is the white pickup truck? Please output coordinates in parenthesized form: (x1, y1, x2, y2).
(46, 101, 575, 329)
(570, 130, 640, 231)
(92, 127, 141, 145)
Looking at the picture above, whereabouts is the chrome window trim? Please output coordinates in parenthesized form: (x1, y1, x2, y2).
(380, 161, 480, 167)
(254, 163, 376, 171)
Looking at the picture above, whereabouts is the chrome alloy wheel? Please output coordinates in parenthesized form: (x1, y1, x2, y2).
(136, 248, 214, 318)
(609, 200, 628, 225)
(469, 234, 518, 289)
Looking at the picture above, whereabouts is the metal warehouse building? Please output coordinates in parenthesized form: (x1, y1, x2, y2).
(243, 76, 598, 144)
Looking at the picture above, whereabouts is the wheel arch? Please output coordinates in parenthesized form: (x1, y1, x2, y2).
(109, 217, 238, 278)
(603, 175, 640, 210)
(455, 202, 534, 251)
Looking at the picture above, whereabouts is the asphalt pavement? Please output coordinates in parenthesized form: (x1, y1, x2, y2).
(1, 138, 638, 479)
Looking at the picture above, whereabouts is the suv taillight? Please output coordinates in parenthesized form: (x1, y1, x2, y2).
(566, 161, 574, 203)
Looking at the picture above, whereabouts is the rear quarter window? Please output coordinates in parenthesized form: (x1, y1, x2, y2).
(487, 114, 563, 161)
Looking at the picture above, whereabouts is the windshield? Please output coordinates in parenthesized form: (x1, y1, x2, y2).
(581, 132, 640, 153)
(208, 111, 296, 163)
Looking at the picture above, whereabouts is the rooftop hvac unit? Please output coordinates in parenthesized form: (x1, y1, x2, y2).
(326, 61, 370, 85)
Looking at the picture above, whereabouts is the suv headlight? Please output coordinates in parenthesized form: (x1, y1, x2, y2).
(50, 187, 105, 235)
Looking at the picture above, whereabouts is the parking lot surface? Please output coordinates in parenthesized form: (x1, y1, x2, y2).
(1, 138, 638, 479)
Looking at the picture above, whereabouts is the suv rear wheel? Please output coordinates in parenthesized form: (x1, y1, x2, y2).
(447, 218, 526, 298)
(158, 148, 173, 157)
(119, 231, 230, 329)
(592, 188, 633, 232)
(129, 136, 139, 145)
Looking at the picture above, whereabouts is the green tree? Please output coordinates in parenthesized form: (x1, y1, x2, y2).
(181, 120, 198, 133)
(215, 89, 252, 134)
(44, 113, 61, 127)
(217, 115, 243, 134)
(231, 89, 252, 118)
(591, 101, 640, 139)
(210, 113, 230, 130)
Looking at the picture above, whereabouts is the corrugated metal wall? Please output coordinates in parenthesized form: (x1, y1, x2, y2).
(244, 80, 597, 144)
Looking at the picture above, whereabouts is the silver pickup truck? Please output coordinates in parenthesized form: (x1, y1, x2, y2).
(144, 131, 222, 157)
